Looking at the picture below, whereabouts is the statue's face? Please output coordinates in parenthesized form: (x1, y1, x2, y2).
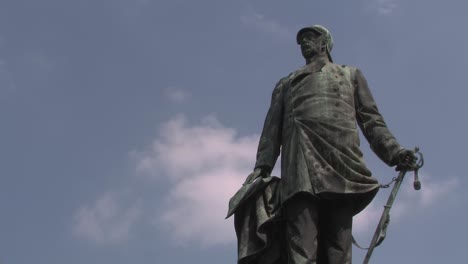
(299, 30, 323, 59)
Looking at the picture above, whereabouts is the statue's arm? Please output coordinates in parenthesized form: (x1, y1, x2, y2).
(353, 68, 402, 166)
(253, 78, 285, 173)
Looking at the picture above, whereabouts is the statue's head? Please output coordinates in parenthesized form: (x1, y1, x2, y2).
(296, 25, 333, 62)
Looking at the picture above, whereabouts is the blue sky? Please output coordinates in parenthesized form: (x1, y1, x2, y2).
(0, 0, 466, 263)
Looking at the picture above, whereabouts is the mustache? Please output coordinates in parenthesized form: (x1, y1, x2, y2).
(301, 44, 319, 50)
(301, 42, 321, 49)
(301, 39, 323, 48)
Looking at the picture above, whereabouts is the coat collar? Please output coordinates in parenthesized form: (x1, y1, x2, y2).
(305, 54, 329, 72)
(290, 55, 330, 83)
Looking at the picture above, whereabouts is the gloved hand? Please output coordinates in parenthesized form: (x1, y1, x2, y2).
(242, 166, 271, 186)
(395, 149, 418, 171)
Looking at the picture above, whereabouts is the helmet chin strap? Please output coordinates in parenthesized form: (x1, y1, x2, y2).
(317, 36, 332, 62)
(316, 36, 328, 54)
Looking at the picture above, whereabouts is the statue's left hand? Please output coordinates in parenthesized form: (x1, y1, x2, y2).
(395, 149, 418, 171)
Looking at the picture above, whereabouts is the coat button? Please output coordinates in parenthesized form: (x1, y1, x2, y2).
(339, 81, 344, 85)
(314, 163, 321, 169)
(325, 166, 332, 172)
(335, 102, 340, 107)
(333, 113, 339, 118)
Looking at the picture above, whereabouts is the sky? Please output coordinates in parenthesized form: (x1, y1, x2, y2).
(0, 0, 467, 263)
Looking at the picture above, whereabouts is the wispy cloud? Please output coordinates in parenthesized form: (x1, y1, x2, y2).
(72, 192, 142, 245)
(240, 6, 293, 39)
(163, 87, 191, 103)
(135, 114, 258, 247)
(368, 0, 398, 15)
(354, 172, 459, 236)
(399, 173, 459, 209)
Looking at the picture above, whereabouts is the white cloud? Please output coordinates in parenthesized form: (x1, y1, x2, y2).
(136, 114, 257, 180)
(354, 202, 382, 235)
(72, 192, 142, 245)
(368, 0, 398, 15)
(164, 87, 191, 103)
(135, 114, 259, 246)
(159, 168, 244, 247)
(354, 172, 459, 236)
(240, 6, 293, 39)
(399, 173, 459, 208)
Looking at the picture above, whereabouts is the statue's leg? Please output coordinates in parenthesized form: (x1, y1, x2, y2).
(318, 198, 353, 264)
(284, 193, 319, 264)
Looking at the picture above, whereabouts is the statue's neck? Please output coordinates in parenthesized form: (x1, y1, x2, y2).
(305, 53, 329, 65)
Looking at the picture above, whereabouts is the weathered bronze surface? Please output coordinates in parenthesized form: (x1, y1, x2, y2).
(228, 25, 417, 264)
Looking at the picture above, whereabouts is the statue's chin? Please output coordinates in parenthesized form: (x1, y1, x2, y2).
(302, 49, 317, 60)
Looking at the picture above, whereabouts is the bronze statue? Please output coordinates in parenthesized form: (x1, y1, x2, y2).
(228, 25, 417, 264)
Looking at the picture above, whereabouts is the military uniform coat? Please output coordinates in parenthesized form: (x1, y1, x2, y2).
(254, 56, 402, 214)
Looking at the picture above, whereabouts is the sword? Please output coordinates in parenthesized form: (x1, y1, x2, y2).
(362, 147, 424, 264)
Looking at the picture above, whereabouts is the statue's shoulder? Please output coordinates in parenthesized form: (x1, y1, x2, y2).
(330, 62, 358, 71)
(330, 63, 361, 78)
(280, 74, 293, 84)
(270, 75, 289, 97)
(277, 68, 303, 86)
(274, 73, 293, 89)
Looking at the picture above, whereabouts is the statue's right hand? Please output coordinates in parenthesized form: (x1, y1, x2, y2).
(242, 169, 261, 186)
(242, 167, 270, 186)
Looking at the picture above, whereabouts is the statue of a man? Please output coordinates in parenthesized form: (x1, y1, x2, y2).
(243, 25, 417, 263)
